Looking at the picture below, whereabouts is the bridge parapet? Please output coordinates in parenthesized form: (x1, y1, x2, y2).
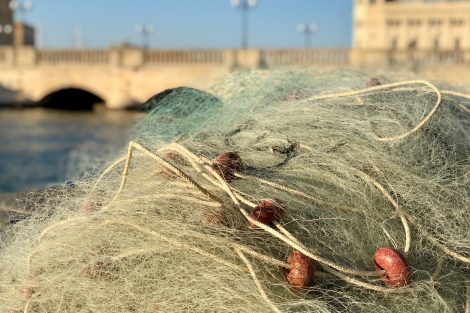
(143, 50, 226, 65)
(263, 49, 350, 67)
(36, 50, 109, 65)
(1, 47, 470, 69)
(0, 47, 354, 68)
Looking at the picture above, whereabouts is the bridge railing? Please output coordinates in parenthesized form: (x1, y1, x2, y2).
(387, 49, 470, 66)
(0, 48, 352, 68)
(143, 50, 226, 65)
(36, 50, 110, 65)
(1, 47, 470, 68)
(263, 49, 350, 67)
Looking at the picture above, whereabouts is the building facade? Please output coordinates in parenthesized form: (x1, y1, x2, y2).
(0, 0, 13, 46)
(14, 21, 34, 47)
(354, 0, 470, 51)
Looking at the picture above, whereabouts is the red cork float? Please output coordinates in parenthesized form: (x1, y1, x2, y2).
(211, 152, 244, 182)
(80, 199, 94, 212)
(374, 247, 412, 288)
(202, 211, 230, 227)
(248, 199, 285, 230)
(81, 198, 104, 213)
(284, 250, 315, 290)
(20, 287, 36, 299)
(366, 77, 382, 87)
(81, 260, 115, 280)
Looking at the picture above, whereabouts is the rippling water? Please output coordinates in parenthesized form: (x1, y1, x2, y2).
(0, 108, 144, 193)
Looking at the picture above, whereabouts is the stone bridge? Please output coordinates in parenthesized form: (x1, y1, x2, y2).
(0, 47, 468, 109)
(0, 47, 349, 109)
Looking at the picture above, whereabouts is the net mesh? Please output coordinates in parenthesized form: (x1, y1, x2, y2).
(1, 69, 469, 313)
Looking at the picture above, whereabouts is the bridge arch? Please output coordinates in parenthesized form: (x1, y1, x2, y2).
(38, 87, 106, 110)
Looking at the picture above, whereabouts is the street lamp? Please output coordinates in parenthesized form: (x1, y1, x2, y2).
(135, 24, 155, 49)
(0, 24, 13, 35)
(231, 0, 257, 49)
(9, 0, 33, 22)
(297, 23, 318, 48)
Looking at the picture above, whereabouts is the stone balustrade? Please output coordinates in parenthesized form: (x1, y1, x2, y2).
(263, 49, 350, 66)
(0, 47, 353, 68)
(351, 49, 470, 67)
(0, 47, 470, 68)
(36, 50, 109, 65)
(143, 50, 226, 65)
(0, 47, 468, 68)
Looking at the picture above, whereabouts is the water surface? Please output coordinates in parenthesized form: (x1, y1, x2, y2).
(0, 108, 143, 193)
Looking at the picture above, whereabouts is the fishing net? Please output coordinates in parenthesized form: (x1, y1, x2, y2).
(1, 69, 469, 313)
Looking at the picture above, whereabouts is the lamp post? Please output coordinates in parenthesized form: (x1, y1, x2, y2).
(134, 24, 155, 49)
(231, 0, 257, 49)
(297, 23, 318, 48)
(9, 0, 33, 22)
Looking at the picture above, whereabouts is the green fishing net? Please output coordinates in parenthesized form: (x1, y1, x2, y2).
(0, 69, 469, 313)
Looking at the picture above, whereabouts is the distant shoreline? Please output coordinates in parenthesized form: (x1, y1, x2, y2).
(0, 102, 39, 110)
(0, 103, 143, 111)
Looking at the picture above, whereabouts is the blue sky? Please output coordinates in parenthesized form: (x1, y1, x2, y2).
(23, 0, 353, 49)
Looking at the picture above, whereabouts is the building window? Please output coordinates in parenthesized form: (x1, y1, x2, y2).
(391, 38, 398, 50)
(387, 19, 401, 27)
(369, 0, 376, 4)
(433, 38, 439, 51)
(429, 19, 442, 26)
(455, 38, 461, 50)
(407, 19, 421, 27)
(408, 39, 417, 50)
(450, 19, 464, 26)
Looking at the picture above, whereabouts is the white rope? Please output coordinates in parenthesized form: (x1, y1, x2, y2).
(309, 80, 443, 142)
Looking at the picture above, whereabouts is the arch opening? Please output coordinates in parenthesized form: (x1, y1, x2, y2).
(38, 88, 105, 110)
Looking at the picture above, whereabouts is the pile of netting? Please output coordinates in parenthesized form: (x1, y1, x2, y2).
(1, 70, 469, 313)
